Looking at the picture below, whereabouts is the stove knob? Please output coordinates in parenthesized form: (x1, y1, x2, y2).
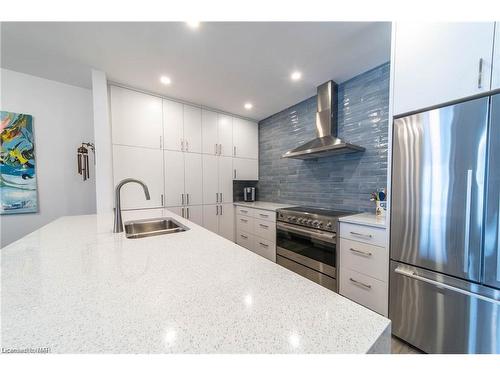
(326, 222, 332, 229)
(312, 220, 319, 227)
(307, 219, 313, 225)
(318, 221, 324, 228)
(297, 218, 304, 223)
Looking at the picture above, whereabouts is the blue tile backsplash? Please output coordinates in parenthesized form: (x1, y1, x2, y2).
(256, 62, 390, 212)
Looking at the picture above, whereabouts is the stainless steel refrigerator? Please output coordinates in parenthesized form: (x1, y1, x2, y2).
(390, 94, 500, 354)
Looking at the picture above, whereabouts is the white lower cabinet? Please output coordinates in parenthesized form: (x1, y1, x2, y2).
(234, 205, 276, 262)
(112, 145, 164, 210)
(202, 204, 234, 241)
(339, 221, 388, 316)
(233, 158, 258, 180)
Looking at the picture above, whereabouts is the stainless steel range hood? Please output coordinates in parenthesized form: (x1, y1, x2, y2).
(282, 81, 365, 159)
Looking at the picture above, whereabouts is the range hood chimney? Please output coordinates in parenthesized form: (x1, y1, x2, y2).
(282, 80, 365, 159)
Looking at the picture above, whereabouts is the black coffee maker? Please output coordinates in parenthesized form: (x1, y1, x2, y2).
(243, 187, 256, 202)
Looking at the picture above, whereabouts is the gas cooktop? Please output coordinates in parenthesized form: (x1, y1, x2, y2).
(277, 206, 357, 232)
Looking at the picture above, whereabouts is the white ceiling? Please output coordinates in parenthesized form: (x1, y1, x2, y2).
(1, 22, 391, 120)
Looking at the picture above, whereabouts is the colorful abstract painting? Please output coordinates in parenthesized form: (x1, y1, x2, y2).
(0, 111, 38, 214)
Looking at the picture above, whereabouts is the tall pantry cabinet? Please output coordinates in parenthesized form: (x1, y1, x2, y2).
(109, 85, 259, 241)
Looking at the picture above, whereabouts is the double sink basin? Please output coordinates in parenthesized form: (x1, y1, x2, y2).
(124, 217, 189, 239)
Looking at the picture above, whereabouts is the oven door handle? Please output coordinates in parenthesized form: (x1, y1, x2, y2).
(277, 222, 336, 243)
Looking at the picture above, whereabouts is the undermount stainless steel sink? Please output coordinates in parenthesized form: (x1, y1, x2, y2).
(124, 217, 189, 239)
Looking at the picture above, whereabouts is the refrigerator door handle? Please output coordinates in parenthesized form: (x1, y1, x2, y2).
(497, 193, 500, 282)
(464, 169, 473, 274)
(394, 266, 500, 305)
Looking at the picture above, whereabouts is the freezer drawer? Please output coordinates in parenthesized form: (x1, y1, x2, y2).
(390, 261, 500, 354)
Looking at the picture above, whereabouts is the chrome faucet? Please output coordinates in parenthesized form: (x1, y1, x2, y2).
(113, 178, 151, 233)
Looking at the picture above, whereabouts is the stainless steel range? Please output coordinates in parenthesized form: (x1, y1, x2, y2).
(276, 206, 356, 292)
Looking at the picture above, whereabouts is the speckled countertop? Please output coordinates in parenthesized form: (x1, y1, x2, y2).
(339, 212, 387, 229)
(1, 211, 390, 353)
(233, 201, 293, 211)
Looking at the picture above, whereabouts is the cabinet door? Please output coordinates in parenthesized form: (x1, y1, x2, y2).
(218, 156, 233, 203)
(185, 205, 203, 226)
(233, 158, 258, 180)
(184, 153, 203, 205)
(112, 145, 163, 209)
(163, 99, 184, 151)
(110, 86, 162, 149)
(183, 105, 202, 153)
(202, 109, 219, 155)
(218, 203, 235, 241)
(393, 22, 495, 115)
(202, 154, 219, 205)
(218, 113, 233, 157)
(202, 204, 219, 233)
(164, 150, 185, 207)
(492, 22, 500, 90)
(233, 117, 258, 159)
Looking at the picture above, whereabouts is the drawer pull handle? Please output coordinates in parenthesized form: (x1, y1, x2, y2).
(349, 248, 372, 257)
(349, 278, 372, 289)
(259, 213, 269, 217)
(240, 210, 248, 213)
(350, 231, 372, 238)
(240, 218, 248, 222)
(240, 234, 248, 239)
(259, 224, 269, 229)
(259, 242, 269, 247)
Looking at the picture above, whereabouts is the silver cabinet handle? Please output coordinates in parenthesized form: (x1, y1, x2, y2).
(159, 135, 162, 149)
(186, 193, 190, 205)
(216, 205, 219, 215)
(350, 231, 372, 238)
(181, 207, 185, 218)
(478, 58, 484, 89)
(234, 169, 237, 179)
(349, 277, 372, 289)
(349, 248, 372, 257)
(240, 234, 248, 239)
(160, 194, 164, 206)
(259, 223, 269, 229)
(181, 138, 184, 151)
(234, 146, 236, 156)
(259, 213, 269, 218)
(218, 144, 222, 155)
(220, 204, 223, 215)
(215, 143, 217, 155)
(186, 140, 189, 152)
(181, 193, 184, 205)
(395, 266, 500, 305)
(259, 242, 269, 247)
(464, 169, 472, 273)
(240, 218, 248, 222)
(187, 207, 190, 219)
(220, 192, 223, 202)
(216, 193, 219, 203)
(240, 209, 248, 213)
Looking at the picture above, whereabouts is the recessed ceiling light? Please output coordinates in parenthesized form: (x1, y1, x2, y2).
(160, 76, 171, 85)
(244, 103, 253, 110)
(291, 71, 302, 81)
(186, 21, 200, 29)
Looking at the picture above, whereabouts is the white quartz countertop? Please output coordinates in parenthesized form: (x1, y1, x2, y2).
(1, 211, 390, 353)
(339, 212, 387, 229)
(233, 201, 293, 211)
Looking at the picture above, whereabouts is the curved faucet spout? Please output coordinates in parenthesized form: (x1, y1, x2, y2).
(113, 178, 151, 233)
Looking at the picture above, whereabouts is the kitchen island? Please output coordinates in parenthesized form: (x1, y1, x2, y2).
(1, 211, 390, 353)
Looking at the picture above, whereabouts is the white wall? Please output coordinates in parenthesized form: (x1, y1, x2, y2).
(0, 69, 96, 247)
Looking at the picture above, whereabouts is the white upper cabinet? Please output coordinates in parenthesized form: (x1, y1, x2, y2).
(202, 155, 218, 205)
(218, 157, 233, 203)
(233, 158, 258, 181)
(163, 99, 184, 151)
(112, 145, 163, 209)
(164, 150, 185, 207)
(492, 22, 500, 90)
(202, 109, 219, 155)
(217, 113, 233, 157)
(184, 153, 203, 205)
(183, 105, 202, 153)
(110, 86, 162, 148)
(233, 117, 258, 159)
(393, 22, 495, 115)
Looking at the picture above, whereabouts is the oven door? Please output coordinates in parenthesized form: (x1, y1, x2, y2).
(276, 221, 337, 278)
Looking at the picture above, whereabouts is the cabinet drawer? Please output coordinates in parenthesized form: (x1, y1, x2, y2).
(254, 218, 276, 242)
(236, 214, 254, 233)
(340, 222, 387, 247)
(253, 238, 276, 262)
(340, 268, 388, 316)
(235, 206, 254, 217)
(340, 238, 388, 282)
(236, 230, 254, 251)
(253, 209, 276, 223)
